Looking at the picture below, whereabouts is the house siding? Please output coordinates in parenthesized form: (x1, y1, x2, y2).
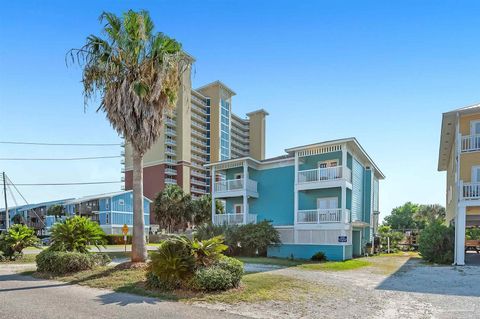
(268, 244, 345, 261)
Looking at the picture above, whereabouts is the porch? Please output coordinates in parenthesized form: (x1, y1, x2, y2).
(296, 208, 351, 224)
(212, 213, 257, 225)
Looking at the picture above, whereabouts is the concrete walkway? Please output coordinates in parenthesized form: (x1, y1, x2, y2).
(0, 265, 246, 319)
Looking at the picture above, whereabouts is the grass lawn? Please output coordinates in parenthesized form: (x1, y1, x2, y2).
(0, 254, 37, 264)
(31, 266, 318, 304)
(237, 256, 307, 267)
(298, 259, 372, 271)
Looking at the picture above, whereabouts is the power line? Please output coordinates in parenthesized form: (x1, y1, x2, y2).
(0, 141, 122, 146)
(6, 181, 122, 186)
(0, 155, 121, 161)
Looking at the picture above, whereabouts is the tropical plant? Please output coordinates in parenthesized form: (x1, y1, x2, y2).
(49, 216, 107, 253)
(418, 221, 454, 264)
(149, 238, 195, 289)
(192, 266, 233, 291)
(189, 236, 228, 267)
(235, 221, 281, 256)
(414, 204, 446, 227)
(47, 204, 65, 218)
(0, 224, 39, 260)
(154, 185, 193, 232)
(193, 223, 229, 241)
(191, 194, 224, 225)
(69, 10, 187, 262)
(311, 251, 327, 262)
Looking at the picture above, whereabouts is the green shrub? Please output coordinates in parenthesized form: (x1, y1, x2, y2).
(149, 238, 195, 289)
(215, 256, 244, 287)
(194, 223, 229, 241)
(418, 222, 454, 264)
(378, 225, 404, 253)
(192, 266, 233, 291)
(311, 251, 327, 262)
(105, 234, 132, 245)
(0, 224, 39, 261)
(145, 271, 177, 291)
(234, 221, 280, 256)
(466, 227, 480, 240)
(50, 216, 107, 253)
(36, 250, 111, 274)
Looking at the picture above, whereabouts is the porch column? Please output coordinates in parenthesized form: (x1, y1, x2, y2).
(455, 205, 466, 266)
(294, 152, 299, 225)
(211, 166, 216, 224)
(243, 161, 248, 224)
(341, 144, 347, 223)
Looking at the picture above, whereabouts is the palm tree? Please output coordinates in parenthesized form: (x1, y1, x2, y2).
(69, 10, 187, 262)
(154, 185, 193, 232)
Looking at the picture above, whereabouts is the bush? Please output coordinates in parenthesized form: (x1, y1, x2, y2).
(215, 255, 244, 287)
(311, 251, 327, 262)
(36, 250, 110, 274)
(50, 216, 107, 253)
(418, 222, 454, 264)
(149, 238, 195, 289)
(0, 224, 39, 261)
(146, 271, 177, 291)
(194, 223, 229, 241)
(106, 234, 132, 245)
(192, 266, 233, 291)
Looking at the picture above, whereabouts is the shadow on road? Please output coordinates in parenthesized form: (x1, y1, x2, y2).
(96, 291, 159, 306)
(0, 273, 70, 292)
(376, 257, 480, 297)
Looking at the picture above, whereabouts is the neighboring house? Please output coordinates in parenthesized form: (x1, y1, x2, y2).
(438, 103, 480, 265)
(207, 138, 384, 261)
(0, 199, 74, 235)
(1, 191, 151, 236)
(64, 191, 151, 235)
(123, 56, 268, 226)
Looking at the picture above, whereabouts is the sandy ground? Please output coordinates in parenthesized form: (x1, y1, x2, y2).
(194, 255, 480, 319)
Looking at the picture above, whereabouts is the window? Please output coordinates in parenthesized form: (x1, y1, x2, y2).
(118, 199, 125, 206)
(106, 213, 110, 224)
(234, 173, 243, 180)
(234, 204, 243, 214)
(317, 197, 338, 210)
(472, 166, 480, 183)
(471, 120, 480, 136)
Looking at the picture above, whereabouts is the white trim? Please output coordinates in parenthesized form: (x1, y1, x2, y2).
(234, 204, 243, 214)
(234, 173, 243, 180)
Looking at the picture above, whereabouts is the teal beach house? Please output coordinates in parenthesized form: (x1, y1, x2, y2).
(207, 138, 384, 261)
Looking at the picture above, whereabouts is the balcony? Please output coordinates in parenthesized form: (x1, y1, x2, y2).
(165, 178, 177, 185)
(165, 118, 176, 127)
(165, 148, 176, 156)
(165, 139, 176, 146)
(297, 166, 352, 190)
(213, 178, 258, 198)
(461, 135, 480, 152)
(462, 182, 480, 200)
(297, 208, 350, 224)
(191, 186, 207, 194)
(213, 213, 257, 225)
(165, 168, 177, 176)
(166, 128, 176, 136)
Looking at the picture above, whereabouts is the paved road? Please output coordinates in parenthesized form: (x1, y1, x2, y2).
(0, 265, 246, 319)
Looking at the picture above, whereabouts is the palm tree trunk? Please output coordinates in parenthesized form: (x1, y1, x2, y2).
(131, 148, 147, 262)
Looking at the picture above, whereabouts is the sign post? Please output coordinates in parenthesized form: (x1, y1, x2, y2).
(122, 224, 129, 252)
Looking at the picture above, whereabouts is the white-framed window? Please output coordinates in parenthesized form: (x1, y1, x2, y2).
(234, 173, 243, 180)
(472, 166, 480, 183)
(317, 160, 338, 168)
(234, 204, 243, 214)
(470, 120, 480, 136)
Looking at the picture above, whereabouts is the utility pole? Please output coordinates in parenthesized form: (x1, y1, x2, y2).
(3, 172, 8, 230)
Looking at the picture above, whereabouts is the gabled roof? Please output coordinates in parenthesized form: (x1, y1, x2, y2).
(438, 103, 480, 171)
(65, 190, 152, 205)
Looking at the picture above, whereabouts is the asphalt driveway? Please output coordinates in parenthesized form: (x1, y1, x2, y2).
(0, 265, 245, 319)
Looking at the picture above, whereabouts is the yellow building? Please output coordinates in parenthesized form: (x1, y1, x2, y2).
(122, 55, 268, 227)
(438, 104, 480, 265)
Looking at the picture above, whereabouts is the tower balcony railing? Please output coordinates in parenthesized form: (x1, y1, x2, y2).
(298, 166, 352, 184)
(461, 134, 480, 152)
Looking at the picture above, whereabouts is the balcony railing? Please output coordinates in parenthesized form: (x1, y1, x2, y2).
(297, 208, 350, 224)
(165, 168, 177, 175)
(214, 178, 257, 193)
(298, 166, 351, 184)
(213, 213, 257, 225)
(461, 135, 480, 152)
(166, 128, 176, 136)
(463, 182, 480, 200)
(165, 178, 177, 185)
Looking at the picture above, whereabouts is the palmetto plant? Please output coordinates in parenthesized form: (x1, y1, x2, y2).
(50, 216, 107, 253)
(154, 185, 193, 232)
(0, 224, 39, 260)
(69, 10, 188, 261)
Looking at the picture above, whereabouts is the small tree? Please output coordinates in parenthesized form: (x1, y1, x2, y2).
(414, 204, 446, 227)
(47, 204, 65, 218)
(154, 185, 193, 232)
(49, 216, 107, 253)
(378, 225, 404, 253)
(418, 221, 454, 264)
(0, 224, 39, 260)
(191, 194, 224, 225)
(384, 202, 419, 230)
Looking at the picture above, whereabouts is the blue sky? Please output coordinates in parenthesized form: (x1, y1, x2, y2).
(1, 1, 480, 220)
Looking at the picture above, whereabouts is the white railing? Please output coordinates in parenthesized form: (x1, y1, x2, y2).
(192, 121, 208, 131)
(165, 178, 177, 185)
(166, 128, 176, 136)
(165, 148, 176, 156)
(165, 168, 177, 175)
(165, 118, 176, 127)
(297, 208, 350, 224)
(191, 170, 206, 178)
(213, 213, 257, 225)
(192, 129, 208, 139)
(298, 166, 351, 184)
(191, 179, 207, 186)
(463, 182, 480, 199)
(214, 178, 257, 193)
(191, 186, 207, 193)
(461, 135, 480, 152)
(165, 139, 176, 146)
